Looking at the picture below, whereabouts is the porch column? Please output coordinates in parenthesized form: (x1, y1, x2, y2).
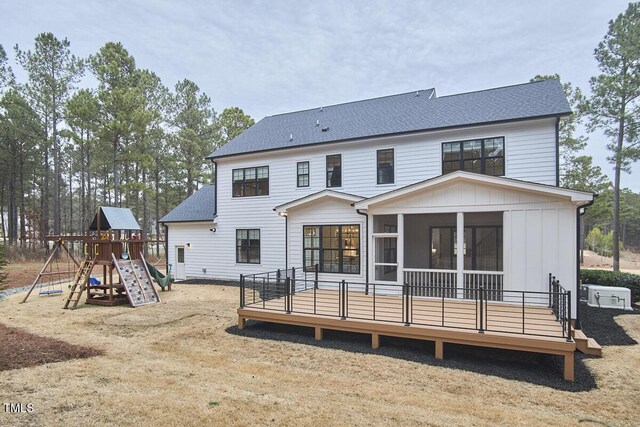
(456, 212, 464, 297)
(397, 213, 404, 287)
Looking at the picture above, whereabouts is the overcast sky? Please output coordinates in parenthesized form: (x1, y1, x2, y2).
(1, 0, 637, 190)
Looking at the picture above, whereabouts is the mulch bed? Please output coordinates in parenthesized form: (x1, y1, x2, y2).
(579, 302, 639, 346)
(0, 323, 103, 372)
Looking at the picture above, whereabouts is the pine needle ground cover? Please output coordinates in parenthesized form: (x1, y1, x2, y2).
(0, 285, 638, 426)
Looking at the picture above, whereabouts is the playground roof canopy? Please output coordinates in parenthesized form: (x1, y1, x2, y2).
(89, 207, 142, 231)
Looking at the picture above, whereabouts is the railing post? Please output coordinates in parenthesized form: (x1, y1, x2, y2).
(314, 263, 319, 289)
(567, 290, 572, 342)
(291, 267, 296, 295)
(478, 286, 485, 334)
(401, 282, 409, 326)
(340, 279, 346, 320)
(276, 269, 281, 298)
(548, 273, 552, 308)
(240, 274, 244, 308)
(522, 291, 526, 334)
(285, 277, 291, 314)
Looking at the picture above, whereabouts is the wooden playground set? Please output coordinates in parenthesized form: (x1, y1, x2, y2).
(21, 207, 172, 309)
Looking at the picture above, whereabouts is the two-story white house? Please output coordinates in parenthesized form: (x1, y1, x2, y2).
(163, 78, 591, 297)
(161, 80, 598, 379)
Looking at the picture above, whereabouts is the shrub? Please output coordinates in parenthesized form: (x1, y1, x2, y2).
(580, 269, 640, 303)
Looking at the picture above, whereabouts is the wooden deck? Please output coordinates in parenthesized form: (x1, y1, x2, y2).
(238, 289, 577, 381)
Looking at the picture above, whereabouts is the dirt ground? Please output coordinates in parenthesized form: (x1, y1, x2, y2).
(582, 250, 640, 274)
(1, 285, 639, 426)
(1, 261, 48, 291)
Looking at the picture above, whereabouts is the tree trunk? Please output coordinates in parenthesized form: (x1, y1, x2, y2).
(113, 137, 119, 206)
(612, 97, 626, 272)
(155, 167, 160, 256)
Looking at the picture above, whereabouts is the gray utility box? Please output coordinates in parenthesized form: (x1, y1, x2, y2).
(581, 284, 633, 311)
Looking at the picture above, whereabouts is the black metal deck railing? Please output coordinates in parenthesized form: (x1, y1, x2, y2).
(239, 267, 572, 340)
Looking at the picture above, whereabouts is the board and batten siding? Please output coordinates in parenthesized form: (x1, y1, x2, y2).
(366, 180, 579, 312)
(169, 117, 558, 280)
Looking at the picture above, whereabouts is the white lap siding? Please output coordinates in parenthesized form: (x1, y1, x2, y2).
(166, 222, 218, 279)
(202, 117, 557, 280)
(287, 197, 367, 290)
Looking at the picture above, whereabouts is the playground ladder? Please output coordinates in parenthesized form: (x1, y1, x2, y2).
(63, 256, 97, 310)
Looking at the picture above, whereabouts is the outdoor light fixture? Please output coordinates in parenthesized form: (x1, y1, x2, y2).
(186, 243, 191, 248)
(209, 228, 216, 232)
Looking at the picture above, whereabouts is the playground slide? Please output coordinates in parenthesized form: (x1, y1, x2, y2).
(145, 261, 173, 290)
(112, 254, 160, 307)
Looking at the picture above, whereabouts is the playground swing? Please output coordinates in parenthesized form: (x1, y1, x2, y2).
(22, 240, 80, 302)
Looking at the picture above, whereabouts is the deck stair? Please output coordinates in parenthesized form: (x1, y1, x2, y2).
(573, 329, 603, 356)
(63, 255, 97, 310)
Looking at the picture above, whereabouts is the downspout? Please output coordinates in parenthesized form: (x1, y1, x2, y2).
(211, 160, 218, 216)
(575, 196, 596, 330)
(356, 208, 369, 294)
(162, 223, 169, 276)
(555, 116, 560, 187)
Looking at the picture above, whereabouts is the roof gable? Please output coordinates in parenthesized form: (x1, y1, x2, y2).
(160, 185, 216, 223)
(209, 79, 570, 159)
(275, 190, 364, 215)
(354, 172, 593, 210)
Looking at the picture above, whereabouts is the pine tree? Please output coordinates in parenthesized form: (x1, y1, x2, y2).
(583, 2, 640, 271)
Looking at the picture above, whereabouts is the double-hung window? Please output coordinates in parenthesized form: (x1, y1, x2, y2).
(377, 149, 394, 184)
(326, 154, 342, 187)
(297, 161, 310, 187)
(232, 166, 269, 197)
(303, 225, 360, 274)
(236, 229, 260, 264)
(442, 137, 504, 176)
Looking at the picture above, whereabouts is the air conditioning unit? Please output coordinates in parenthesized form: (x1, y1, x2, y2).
(582, 284, 633, 311)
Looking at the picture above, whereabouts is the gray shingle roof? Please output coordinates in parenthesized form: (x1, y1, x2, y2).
(160, 185, 216, 223)
(89, 207, 142, 231)
(208, 79, 570, 159)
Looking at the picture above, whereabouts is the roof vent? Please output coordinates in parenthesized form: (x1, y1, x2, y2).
(289, 133, 293, 141)
(415, 91, 420, 97)
(316, 119, 320, 127)
(321, 126, 329, 132)
(319, 106, 323, 112)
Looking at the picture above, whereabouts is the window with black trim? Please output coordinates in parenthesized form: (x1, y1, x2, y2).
(236, 229, 260, 264)
(232, 166, 269, 197)
(377, 149, 394, 184)
(303, 225, 360, 274)
(297, 161, 309, 187)
(326, 154, 341, 187)
(442, 137, 504, 176)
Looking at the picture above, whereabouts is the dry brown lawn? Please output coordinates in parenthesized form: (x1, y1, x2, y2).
(0, 284, 639, 426)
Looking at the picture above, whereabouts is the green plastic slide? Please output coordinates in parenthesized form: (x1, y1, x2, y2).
(146, 262, 173, 290)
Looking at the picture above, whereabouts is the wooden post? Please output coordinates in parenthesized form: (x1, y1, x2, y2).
(238, 316, 246, 330)
(21, 240, 61, 303)
(435, 340, 444, 359)
(315, 327, 323, 341)
(372, 332, 380, 349)
(564, 352, 574, 381)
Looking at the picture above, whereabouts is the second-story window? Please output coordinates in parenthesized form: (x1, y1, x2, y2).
(232, 166, 269, 197)
(297, 161, 309, 187)
(442, 137, 504, 176)
(326, 154, 342, 188)
(377, 149, 394, 184)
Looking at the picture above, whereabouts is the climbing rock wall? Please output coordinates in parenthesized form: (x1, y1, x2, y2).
(114, 259, 160, 307)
